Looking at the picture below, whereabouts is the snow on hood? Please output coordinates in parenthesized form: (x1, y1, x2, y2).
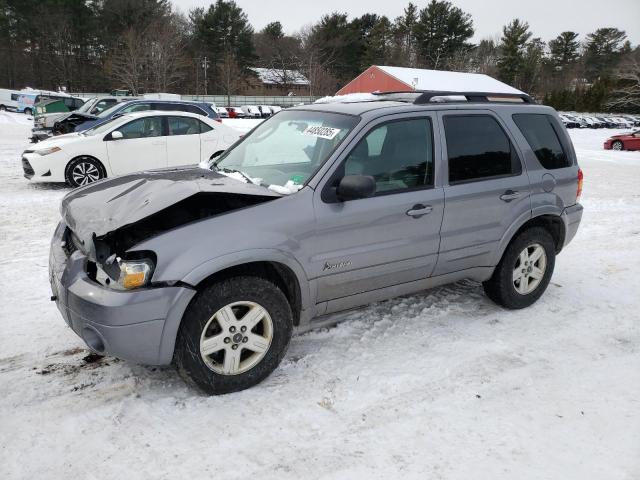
(61, 167, 281, 253)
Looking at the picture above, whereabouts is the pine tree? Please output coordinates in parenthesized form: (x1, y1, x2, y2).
(548, 31, 580, 69)
(497, 19, 532, 88)
(413, 0, 474, 70)
(584, 28, 627, 81)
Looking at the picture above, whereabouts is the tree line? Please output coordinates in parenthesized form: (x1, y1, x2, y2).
(0, 0, 638, 112)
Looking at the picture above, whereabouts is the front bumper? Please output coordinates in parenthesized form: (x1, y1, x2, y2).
(49, 222, 196, 365)
(561, 203, 583, 248)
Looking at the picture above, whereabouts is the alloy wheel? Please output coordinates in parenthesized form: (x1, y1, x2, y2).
(71, 160, 101, 186)
(512, 243, 547, 295)
(199, 301, 273, 375)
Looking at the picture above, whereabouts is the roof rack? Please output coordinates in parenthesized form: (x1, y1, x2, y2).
(371, 90, 535, 105)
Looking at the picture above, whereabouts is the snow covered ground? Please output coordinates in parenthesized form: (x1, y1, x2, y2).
(0, 111, 638, 479)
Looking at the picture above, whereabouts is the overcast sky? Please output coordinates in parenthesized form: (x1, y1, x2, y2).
(172, 0, 640, 44)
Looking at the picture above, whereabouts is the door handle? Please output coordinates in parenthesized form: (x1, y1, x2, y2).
(406, 204, 433, 218)
(500, 190, 520, 202)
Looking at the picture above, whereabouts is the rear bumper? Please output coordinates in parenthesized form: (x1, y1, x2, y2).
(49, 222, 196, 365)
(561, 203, 583, 248)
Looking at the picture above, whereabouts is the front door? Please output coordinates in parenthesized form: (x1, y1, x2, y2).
(312, 115, 444, 312)
(434, 111, 532, 275)
(106, 116, 167, 175)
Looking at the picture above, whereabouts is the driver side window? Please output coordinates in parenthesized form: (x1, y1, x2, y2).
(343, 117, 434, 193)
(118, 117, 163, 139)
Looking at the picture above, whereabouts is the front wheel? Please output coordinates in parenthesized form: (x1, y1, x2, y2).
(65, 157, 105, 187)
(174, 276, 293, 395)
(612, 140, 624, 151)
(483, 227, 556, 309)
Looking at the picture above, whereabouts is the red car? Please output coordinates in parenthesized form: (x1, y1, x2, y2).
(604, 130, 640, 151)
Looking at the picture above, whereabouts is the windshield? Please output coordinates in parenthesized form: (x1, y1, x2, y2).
(96, 102, 126, 118)
(213, 110, 358, 193)
(82, 115, 129, 136)
(76, 97, 97, 113)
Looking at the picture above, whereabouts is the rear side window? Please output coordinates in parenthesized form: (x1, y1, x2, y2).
(168, 116, 201, 135)
(444, 115, 521, 184)
(512, 114, 570, 169)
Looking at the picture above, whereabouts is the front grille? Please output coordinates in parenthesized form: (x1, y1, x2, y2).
(22, 157, 34, 178)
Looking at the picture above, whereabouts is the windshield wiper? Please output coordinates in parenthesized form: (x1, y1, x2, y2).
(215, 166, 254, 184)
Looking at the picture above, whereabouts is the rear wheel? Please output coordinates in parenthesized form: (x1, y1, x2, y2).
(174, 276, 293, 395)
(65, 157, 105, 187)
(24, 107, 32, 116)
(0, 105, 6, 111)
(483, 227, 556, 309)
(612, 140, 624, 151)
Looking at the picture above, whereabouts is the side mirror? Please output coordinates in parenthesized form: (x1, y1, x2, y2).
(336, 175, 376, 201)
(111, 131, 123, 140)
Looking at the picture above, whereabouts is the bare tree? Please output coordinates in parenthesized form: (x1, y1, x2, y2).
(606, 49, 640, 111)
(218, 49, 244, 106)
(106, 28, 147, 94)
(147, 16, 189, 92)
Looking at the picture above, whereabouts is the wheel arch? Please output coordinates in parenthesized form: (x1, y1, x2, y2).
(493, 213, 566, 266)
(183, 253, 309, 327)
(65, 154, 108, 181)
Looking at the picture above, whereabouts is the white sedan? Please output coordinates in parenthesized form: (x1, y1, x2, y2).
(22, 111, 242, 187)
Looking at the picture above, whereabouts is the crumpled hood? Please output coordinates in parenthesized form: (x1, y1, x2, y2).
(61, 167, 281, 253)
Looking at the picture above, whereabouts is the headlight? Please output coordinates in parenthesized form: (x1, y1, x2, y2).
(36, 146, 61, 156)
(117, 258, 154, 289)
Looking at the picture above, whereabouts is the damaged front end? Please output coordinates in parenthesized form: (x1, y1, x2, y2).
(60, 167, 281, 289)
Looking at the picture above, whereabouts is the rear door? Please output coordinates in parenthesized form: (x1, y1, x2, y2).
(313, 114, 445, 312)
(166, 116, 202, 166)
(435, 111, 531, 275)
(105, 116, 167, 175)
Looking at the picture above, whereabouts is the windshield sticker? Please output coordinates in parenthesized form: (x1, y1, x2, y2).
(302, 125, 341, 140)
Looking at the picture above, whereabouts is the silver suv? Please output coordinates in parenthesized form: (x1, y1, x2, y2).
(49, 91, 584, 394)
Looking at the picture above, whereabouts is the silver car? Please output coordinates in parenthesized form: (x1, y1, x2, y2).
(49, 91, 584, 394)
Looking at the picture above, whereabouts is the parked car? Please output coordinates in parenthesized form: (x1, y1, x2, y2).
(52, 99, 221, 135)
(269, 105, 282, 114)
(559, 114, 580, 129)
(258, 105, 272, 117)
(0, 88, 20, 111)
(240, 105, 261, 118)
(48, 90, 583, 394)
(32, 96, 131, 142)
(214, 107, 229, 118)
(225, 107, 245, 118)
(603, 130, 640, 151)
(23, 111, 241, 186)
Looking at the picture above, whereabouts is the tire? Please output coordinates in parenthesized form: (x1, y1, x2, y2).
(483, 227, 556, 309)
(174, 276, 293, 395)
(612, 140, 624, 151)
(0, 105, 6, 111)
(24, 108, 32, 116)
(64, 156, 106, 187)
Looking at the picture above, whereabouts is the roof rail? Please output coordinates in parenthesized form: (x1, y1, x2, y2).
(372, 90, 535, 105)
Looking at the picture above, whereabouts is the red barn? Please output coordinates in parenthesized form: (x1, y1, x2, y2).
(336, 65, 523, 96)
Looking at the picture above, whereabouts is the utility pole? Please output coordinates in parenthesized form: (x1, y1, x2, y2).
(201, 56, 210, 96)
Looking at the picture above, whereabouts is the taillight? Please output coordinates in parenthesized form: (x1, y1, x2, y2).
(577, 168, 583, 202)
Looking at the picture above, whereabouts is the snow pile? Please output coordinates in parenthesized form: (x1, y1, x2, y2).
(314, 92, 380, 104)
(0, 111, 34, 126)
(0, 120, 639, 479)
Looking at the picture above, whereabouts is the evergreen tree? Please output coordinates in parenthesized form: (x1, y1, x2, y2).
(190, 0, 255, 81)
(497, 19, 532, 88)
(413, 0, 474, 70)
(392, 3, 418, 66)
(584, 27, 627, 81)
(548, 31, 580, 69)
